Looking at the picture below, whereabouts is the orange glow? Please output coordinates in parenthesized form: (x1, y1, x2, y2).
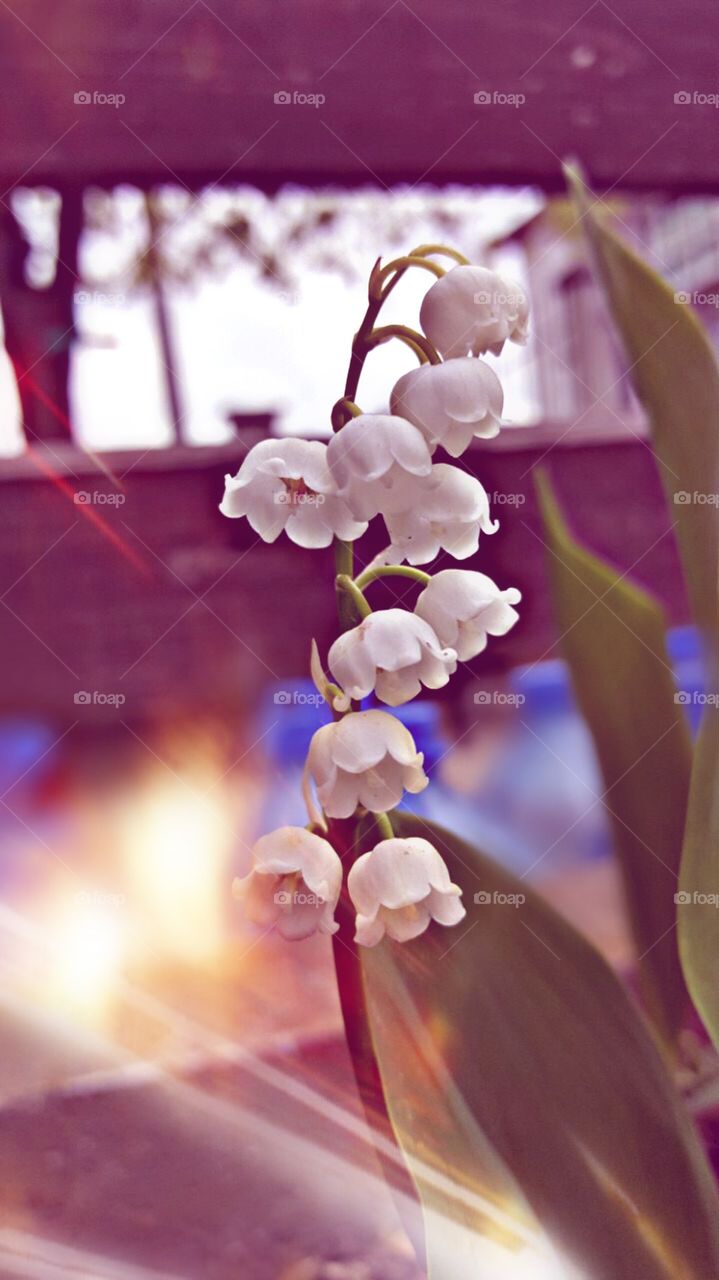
(120, 766, 234, 967)
(43, 890, 128, 1025)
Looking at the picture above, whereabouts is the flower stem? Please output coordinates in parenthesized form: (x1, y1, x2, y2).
(329, 825, 424, 1264)
(340, 256, 423, 419)
(364, 324, 441, 365)
(335, 541, 357, 632)
(355, 564, 432, 591)
(376, 811, 394, 840)
(409, 242, 470, 265)
(331, 397, 363, 432)
(336, 574, 372, 620)
(328, 257, 428, 1268)
(374, 254, 445, 294)
(330, 885, 422, 1254)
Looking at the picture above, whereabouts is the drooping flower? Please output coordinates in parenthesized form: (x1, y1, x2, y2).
(220, 438, 366, 548)
(348, 836, 466, 946)
(303, 710, 428, 824)
(233, 826, 342, 940)
(415, 569, 521, 660)
(384, 464, 498, 566)
(326, 413, 432, 520)
(328, 609, 457, 708)
(420, 265, 529, 359)
(390, 358, 504, 457)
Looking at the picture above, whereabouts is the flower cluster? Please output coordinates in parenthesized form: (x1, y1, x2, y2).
(224, 251, 526, 946)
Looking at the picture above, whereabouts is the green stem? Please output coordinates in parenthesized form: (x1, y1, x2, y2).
(375, 254, 445, 294)
(331, 397, 363, 431)
(336, 574, 372, 620)
(335, 541, 357, 632)
(355, 564, 432, 591)
(365, 324, 441, 366)
(409, 241, 470, 265)
(376, 811, 394, 840)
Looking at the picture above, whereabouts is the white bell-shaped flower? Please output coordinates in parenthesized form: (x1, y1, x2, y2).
(348, 836, 466, 946)
(384, 464, 498, 566)
(220, 438, 367, 548)
(234, 826, 342, 940)
(328, 609, 457, 708)
(415, 569, 521, 661)
(390, 358, 503, 457)
(303, 710, 428, 824)
(326, 413, 432, 520)
(420, 265, 529, 359)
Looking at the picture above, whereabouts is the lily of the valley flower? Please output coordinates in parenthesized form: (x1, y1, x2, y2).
(220, 438, 367, 548)
(303, 709, 428, 824)
(390, 358, 504, 457)
(234, 826, 342, 940)
(420, 265, 529, 359)
(415, 569, 521, 660)
(348, 836, 466, 946)
(384, 464, 498, 565)
(326, 413, 432, 520)
(328, 609, 457, 708)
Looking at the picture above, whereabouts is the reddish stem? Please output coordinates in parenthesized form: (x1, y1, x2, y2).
(329, 818, 426, 1267)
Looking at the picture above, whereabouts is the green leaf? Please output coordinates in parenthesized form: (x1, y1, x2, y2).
(565, 165, 719, 1062)
(362, 812, 719, 1280)
(536, 471, 692, 1043)
(678, 705, 719, 1050)
(565, 162, 719, 644)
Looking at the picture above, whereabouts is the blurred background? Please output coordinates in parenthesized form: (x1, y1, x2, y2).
(0, 1, 716, 1276)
